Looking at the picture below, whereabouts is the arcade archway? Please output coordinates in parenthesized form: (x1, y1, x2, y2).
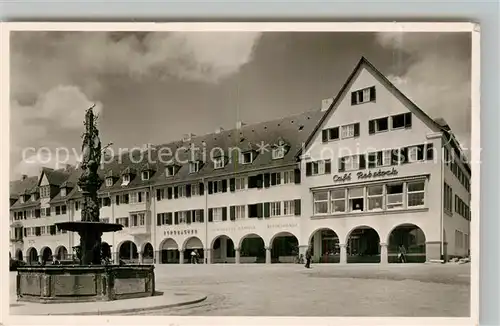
(55, 246, 68, 260)
(183, 237, 204, 264)
(239, 234, 265, 263)
(159, 238, 179, 264)
(142, 243, 154, 264)
(211, 235, 235, 263)
(346, 226, 380, 263)
(26, 247, 38, 264)
(388, 224, 426, 263)
(118, 241, 138, 263)
(40, 247, 52, 264)
(15, 249, 23, 261)
(270, 232, 299, 263)
(309, 228, 340, 263)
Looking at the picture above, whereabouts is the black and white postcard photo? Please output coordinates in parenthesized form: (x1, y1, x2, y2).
(2, 22, 479, 325)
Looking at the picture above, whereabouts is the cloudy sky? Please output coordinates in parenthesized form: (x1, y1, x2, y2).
(10, 31, 471, 179)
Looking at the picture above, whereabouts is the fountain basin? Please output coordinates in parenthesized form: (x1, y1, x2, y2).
(17, 265, 155, 303)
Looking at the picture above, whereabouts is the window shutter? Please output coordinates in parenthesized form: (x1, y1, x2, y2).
(306, 162, 312, 176)
(368, 120, 375, 134)
(359, 155, 366, 169)
(222, 179, 228, 193)
(294, 199, 301, 216)
(230, 206, 236, 221)
(186, 184, 192, 197)
(167, 212, 172, 225)
(294, 168, 301, 184)
(264, 173, 270, 188)
(322, 129, 328, 142)
(257, 204, 263, 218)
(157, 214, 161, 226)
(370, 86, 376, 101)
(199, 209, 204, 223)
(208, 181, 213, 194)
(263, 202, 270, 218)
(167, 187, 172, 199)
(392, 149, 400, 165)
(187, 211, 192, 224)
(156, 189, 161, 201)
(222, 207, 227, 221)
(426, 143, 434, 160)
(174, 212, 179, 225)
(351, 92, 356, 105)
(199, 182, 204, 195)
(338, 158, 345, 172)
(325, 160, 331, 174)
(173, 186, 179, 198)
(404, 113, 412, 128)
(23, 228, 27, 237)
(400, 147, 409, 164)
(271, 173, 277, 186)
(208, 208, 213, 222)
(354, 123, 360, 137)
(229, 178, 236, 192)
(256, 175, 263, 189)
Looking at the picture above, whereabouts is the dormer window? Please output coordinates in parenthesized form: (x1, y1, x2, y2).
(165, 166, 177, 177)
(272, 147, 285, 160)
(77, 185, 82, 192)
(60, 188, 67, 197)
(20, 196, 25, 203)
(40, 186, 50, 198)
(106, 178, 114, 187)
(141, 171, 150, 181)
(214, 157, 225, 169)
(189, 161, 201, 174)
(122, 174, 130, 186)
(241, 152, 254, 164)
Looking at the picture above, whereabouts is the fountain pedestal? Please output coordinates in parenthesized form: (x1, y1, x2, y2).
(17, 265, 155, 303)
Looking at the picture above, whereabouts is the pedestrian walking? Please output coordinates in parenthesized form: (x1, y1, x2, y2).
(398, 244, 407, 263)
(191, 250, 198, 264)
(305, 245, 312, 268)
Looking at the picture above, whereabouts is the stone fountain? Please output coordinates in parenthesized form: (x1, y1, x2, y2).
(16, 106, 155, 303)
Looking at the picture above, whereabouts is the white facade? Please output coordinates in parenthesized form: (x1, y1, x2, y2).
(9, 57, 471, 265)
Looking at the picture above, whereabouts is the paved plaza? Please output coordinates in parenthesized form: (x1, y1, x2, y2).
(10, 263, 470, 317)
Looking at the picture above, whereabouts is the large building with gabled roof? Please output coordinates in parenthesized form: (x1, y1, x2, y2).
(9, 57, 471, 265)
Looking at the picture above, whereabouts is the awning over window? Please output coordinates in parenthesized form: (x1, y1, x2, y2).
(184, 237, 203, 250)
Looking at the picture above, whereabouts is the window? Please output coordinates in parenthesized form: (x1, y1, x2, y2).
(283, 200, 295, 216)
(122, 174, 130, 185)
(102, 197, 111, 207)
(391, 113, 412, 129)
(351, 86, 376, 105)
(214, 157, 224, 169)
(210, 180, 225, 194)
(241, 152, 253, 164)
(40, 186, 50, 198)
(314, 191, 329, 215)
(367, 185, 384, 210)
(322, 127, 340, 142)
(343, 155, 360, 171)
(270, 172, 281, 186)
(310, 160, 330, 175)
(60, 188, 67, 197)
(348, 187, 364, 212)
(212, 207, 223, 222)
(116, 217, 129, 227)
(165, 166, 176, 177)
(369, 117, 389, 134)
(130, 192, 138, 204)
(61, 205, 67, 214)
(341, 123, 357, 139)
(283, 171, 294, 184)
(141, 171, 150, 181)
(270, 202, 281, 217)
(443, 183, 453, 213)
(330, 189, 346, 213)
(235, 205, 246, 219)
(272, 146, 286, 159)
(191, 183, 199, 196)
(55, 206, 61, 215)
(407, 181, 425, 207)
(106, 178, 113, 187)
(178, 185, 187, 198)
(130, 213, 145, 227)
(45, 207, 51, 216)
(386, 183, 404, 209)
(189, 161, 201, 173)
(235, 177, 246, 191)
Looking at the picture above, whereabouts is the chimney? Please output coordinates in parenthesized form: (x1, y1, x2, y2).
(321, 98, 334, 112)
(215, 127, 224, 134)
(236, 121, 245, 129)
(21, 174, 27, 181)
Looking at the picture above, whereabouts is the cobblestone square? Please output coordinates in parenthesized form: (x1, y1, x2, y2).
(122, 263, 470, 316)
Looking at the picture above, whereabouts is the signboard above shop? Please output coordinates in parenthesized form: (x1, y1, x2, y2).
(333, 167, 398, 183)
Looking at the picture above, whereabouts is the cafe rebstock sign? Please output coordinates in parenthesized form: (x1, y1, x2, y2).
(333, 167, 398, 183)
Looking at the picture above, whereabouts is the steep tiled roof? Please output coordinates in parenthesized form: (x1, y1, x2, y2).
(42, 167, 72, 187)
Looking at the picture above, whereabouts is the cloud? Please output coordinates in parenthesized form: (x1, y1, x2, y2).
(10, 31, 262, 179)
(375, 32, 472, 152)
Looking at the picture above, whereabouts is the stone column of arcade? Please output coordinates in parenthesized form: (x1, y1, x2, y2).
(204, 248, 212, 264)
(265, 247, 272, 264)
(235, 248, 241, 264)
(380, 243, 388, 264)
(179, 250, 185, 264)
(16, 106, 156, 304)
(339, 244, 347, 264)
